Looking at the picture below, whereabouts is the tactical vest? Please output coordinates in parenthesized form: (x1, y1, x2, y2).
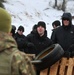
(0, 49, 20, 75)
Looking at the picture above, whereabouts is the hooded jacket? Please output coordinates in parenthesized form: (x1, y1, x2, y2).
(62, 13, 72, 29)
(51, 13, 74, 51)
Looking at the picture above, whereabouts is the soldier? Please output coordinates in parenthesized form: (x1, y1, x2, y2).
(0, 7, 36, 75)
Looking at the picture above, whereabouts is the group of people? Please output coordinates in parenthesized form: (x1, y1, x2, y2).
(10, 21, 53, 75)
(11, 22, 53, 56)
(0, 7, 74, 75)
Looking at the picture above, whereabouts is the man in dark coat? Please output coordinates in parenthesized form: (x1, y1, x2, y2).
(14, 26, 28, 52)
(51, 12, 74, 57)
(27, 21, 53, 75)
(27, 21, 53, 56)
(14, 26, 35, 53)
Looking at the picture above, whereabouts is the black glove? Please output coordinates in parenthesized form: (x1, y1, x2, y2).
(70, 51, 74, 57)
(63, 51, 71, 58)
(67, 44, 74, 57)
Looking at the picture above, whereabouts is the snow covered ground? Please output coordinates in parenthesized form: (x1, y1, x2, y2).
(3, 0, 74, 38)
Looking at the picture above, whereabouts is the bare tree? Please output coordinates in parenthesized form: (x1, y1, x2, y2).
(62, 0, 66, 11)
(54, 0, 57, 8)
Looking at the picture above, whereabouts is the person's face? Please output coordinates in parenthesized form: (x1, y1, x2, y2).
(37, 26, 45, 36)
(17, 30, 24, 35)
(63, 19, 70, 26)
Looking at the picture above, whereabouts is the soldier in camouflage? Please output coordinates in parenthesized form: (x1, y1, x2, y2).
(0, 7, 36, 75)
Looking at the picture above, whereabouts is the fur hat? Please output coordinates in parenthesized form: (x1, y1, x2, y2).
(0, 7, 11, 33)
(18, 26, 24, 32)
(37, 21, 46, 29)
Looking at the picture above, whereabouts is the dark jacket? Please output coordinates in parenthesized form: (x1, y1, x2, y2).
(27, 30, 53, 56)
(14, 32, 28, 52)
(51, 25, 74, 51)
(51, 13, 74, 52)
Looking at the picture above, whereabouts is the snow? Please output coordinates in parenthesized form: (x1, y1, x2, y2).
(3, 0, 74, 38)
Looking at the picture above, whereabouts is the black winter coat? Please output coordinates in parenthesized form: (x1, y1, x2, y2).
(27, 30, 53, 56)
(51, 25, 74, 51)
(14, 32, 28, 52)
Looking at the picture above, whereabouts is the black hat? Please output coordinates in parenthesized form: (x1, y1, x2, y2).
(32, 24, 37, 31)
(52, 20, 61, 27)
(18, 26, 24, 32)
(11, 25, 16, 36)
(12, 25, 16, 31)
(37, 21, 46, 29)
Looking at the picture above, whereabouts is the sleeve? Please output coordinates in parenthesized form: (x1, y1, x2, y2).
(11, 51, 36, 75)
(51, 30, 57, 44)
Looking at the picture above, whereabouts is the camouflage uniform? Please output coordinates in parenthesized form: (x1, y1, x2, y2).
(0, 31, 36, 75)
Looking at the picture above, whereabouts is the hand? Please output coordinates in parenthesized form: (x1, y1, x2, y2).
(67, 44, 74, 57)
(71, 51, 74, 57)
(63, 51, 71, 58)
(68, 44, 74, 52)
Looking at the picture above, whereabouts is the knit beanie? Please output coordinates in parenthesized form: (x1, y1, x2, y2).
(37, 21, 46, 29)
(18, 26, 24, 32)
(0, 7, 11, 33)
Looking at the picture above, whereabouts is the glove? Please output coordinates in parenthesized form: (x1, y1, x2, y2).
(71, 51, 74, 57)
(63, 51, 71, 58)
(67, 44, 74, 57)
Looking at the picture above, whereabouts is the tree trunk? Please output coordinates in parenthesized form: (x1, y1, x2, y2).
(62, 0, 66, 11)
(54, 0, 57, 8)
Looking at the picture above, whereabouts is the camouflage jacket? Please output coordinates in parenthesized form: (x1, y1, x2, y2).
(0, 32, 36, 75)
